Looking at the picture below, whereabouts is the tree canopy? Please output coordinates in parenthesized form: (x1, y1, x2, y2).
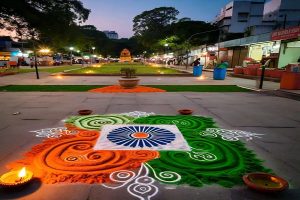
(132, 7, 219, 54)
(133, 7, 179, 36)
(76, 25, 144, 57)
(165, 21, 218, 46)
(0, 0, 90, 40)
(133, 7, 179, 50)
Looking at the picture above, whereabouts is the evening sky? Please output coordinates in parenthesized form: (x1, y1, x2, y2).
(81, 0, 231, 38)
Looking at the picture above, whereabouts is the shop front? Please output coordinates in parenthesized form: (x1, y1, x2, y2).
(248, 41, 280, 68)
(272, 26, 300, 89)
(230, 46, 249, 68)
(205, 45, 218, 69)
(191, 45, 218, 69)
(0, 51, 10, 67)
(219, 38, 250, 68)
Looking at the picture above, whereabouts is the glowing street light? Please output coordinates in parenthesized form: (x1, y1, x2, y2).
(164, 44, 169, 59)
(39, 48, 50, 53)
(69, 47, 74, 65)
(91, 47, 96, 65)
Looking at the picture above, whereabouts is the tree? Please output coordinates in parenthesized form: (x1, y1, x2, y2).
(78, 25, 108, 54)
(133, 7, 179, 49)
(166, 21, 218, 46)
(178, 17, 192, 22)
(77, 25, 144, 57)
(0, 0, 90, 41)
(133, 7, 179, 36)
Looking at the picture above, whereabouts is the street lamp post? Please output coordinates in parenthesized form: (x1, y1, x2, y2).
(69, 47, 74, 66)
(164, 44, 169, 65)
(279, 14, 287, 29)
(164, 43, 169, 54)
(77, 50, 83, 67)
(91, 47, 95, 65)
(143, 51, 147, 64)
(184, 29, 219, 69)
(32, 41, 40, 79)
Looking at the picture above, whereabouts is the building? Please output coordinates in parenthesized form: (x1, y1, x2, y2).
(215, 0, 300, 36)
(0, 37, 23, 66)
(103, 31, 119, 39)
(215, 0, 266, 36)
(262, 0, 300, 31)
(0, 36, 12, 51)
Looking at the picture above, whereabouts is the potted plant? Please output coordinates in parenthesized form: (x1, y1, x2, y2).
(213, 61, 228, 80)
(119, 67, 140, 89)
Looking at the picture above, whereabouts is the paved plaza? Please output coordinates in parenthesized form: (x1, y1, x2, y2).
(2, 0, 300, 199)
(0, 71, 280, 90)
(0, 72, 299, 200)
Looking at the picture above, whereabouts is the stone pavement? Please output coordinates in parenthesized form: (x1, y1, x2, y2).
(0, 71, 281, 91)
(0, 91, 300, 200)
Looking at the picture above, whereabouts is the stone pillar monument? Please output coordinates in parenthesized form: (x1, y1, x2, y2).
(119, 49, 132, 62)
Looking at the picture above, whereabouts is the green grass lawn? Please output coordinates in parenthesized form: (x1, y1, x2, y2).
(0, 65, 84, 74)
(65, 63, 183, 74)
(0, 85, 251, 92)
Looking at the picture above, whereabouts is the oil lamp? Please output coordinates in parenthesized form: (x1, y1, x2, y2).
(243, 172, 288, 192)
(0, 167, 33, 187)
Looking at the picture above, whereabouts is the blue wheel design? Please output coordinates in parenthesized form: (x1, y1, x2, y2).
(107, 126, 176, 148)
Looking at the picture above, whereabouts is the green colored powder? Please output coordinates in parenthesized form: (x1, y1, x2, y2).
(65, 115, 133, 130)
(134, 115, 271, 188)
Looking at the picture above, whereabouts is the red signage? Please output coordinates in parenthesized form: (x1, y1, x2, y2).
(272, 26, 300, 41)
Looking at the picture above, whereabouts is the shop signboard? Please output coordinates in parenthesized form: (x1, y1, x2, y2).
(272, 26, 300, 41)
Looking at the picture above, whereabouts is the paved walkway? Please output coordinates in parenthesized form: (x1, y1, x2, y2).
(0, 70, 300, 200)
(0, 71, 281, 91)
(0, 91, 299, 199)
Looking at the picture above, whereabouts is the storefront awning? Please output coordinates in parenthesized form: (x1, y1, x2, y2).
(221, 33, 272, 48)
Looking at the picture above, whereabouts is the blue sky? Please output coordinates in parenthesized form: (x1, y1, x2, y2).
(81, 0, 231, 38)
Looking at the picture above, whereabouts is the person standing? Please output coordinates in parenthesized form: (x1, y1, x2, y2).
(192, 58, 200, 66)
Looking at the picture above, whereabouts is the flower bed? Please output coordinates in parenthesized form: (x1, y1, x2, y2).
(88, 85, 166, 93)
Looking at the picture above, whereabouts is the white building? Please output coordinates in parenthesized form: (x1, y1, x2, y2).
(103, 31, 119, 39)
(215, 0, 266, 35)
(215, 0, 300, 36)
(263, 0, 300, 31)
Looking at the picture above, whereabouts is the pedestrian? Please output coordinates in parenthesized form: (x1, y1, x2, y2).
(30, 57, 34, 68)
(192, 58, 200, 66)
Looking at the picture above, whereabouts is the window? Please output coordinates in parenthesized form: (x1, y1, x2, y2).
(238, 12, 249, 22)
(226, 6, 233, 11)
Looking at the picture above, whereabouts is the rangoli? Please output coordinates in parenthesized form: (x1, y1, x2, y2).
(94, 125, 190, 151)
(9, 113, 271, 200)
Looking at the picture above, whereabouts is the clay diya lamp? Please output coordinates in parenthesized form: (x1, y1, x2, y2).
(243, 172, 289, 193)
(0, 167, 33, 188)
(178, 109, 193, 115)
(78, 109, 93, 115)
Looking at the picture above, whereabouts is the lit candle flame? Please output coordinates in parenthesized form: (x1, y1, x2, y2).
(197, 75, 205, 80)
(18, 167, 26, 179)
